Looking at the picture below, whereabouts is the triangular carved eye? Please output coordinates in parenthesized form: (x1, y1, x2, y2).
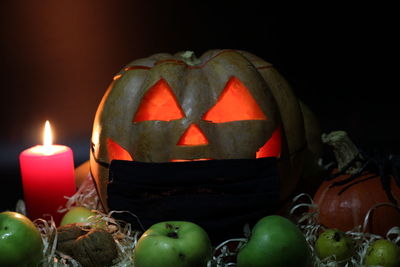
(202, 76, 267, 123)
(133, 78, 185, 122)
(107, 138, 133, 161)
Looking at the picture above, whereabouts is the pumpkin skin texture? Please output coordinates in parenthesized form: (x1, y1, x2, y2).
(90, 49, 306, 210)
(298, 100, 323, 160)
(297, 100, 326, 196)
(313, 172, 400, 236)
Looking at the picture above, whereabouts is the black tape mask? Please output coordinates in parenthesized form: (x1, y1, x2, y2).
(107, 158, 280, 244)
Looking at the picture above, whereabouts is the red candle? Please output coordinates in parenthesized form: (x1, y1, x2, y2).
(19, 121, 76, 225)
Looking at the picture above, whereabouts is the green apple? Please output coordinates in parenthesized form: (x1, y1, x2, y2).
(315, 228, 354, 261)
(237, 215, 311, 267)
(133, 221, 212, 267)
(365, 239, 400, 267)
(60, 206, 97, 226)
(0, 211, 43, 267)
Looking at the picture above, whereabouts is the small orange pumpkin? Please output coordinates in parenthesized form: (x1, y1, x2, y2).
(313, 131, 400, 236)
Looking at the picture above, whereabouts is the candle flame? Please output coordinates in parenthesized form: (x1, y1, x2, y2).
(43, 120, 53, 154)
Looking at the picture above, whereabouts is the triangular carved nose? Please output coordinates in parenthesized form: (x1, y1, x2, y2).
(177, 123, 208, 146)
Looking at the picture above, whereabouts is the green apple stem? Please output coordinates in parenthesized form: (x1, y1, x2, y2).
(333, 231, 342, 242)
(165, 223, 180, 239)
(167, 231, 179, 239)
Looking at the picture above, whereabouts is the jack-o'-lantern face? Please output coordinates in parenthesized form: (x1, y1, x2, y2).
(90, 50, 305, 210)
(106, 76, 281, 162)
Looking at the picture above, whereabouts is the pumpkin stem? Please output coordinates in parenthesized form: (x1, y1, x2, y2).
(178, 51, 202, 66)
(322, 131, 363, 175)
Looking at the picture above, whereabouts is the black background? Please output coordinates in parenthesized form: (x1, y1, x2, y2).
(1, 1, 398, 211)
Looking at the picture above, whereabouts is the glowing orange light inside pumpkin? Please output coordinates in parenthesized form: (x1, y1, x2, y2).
(256, 126, 282, 158)
(177, 124, 208, 146)
(133, 78, 185, 122)
(107, 138, 133, 161)
(202, 76, 267, 123)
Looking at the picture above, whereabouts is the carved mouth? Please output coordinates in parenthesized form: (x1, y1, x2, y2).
(170, 158, 212, 162)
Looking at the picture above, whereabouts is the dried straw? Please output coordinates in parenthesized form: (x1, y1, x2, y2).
(20, 173, 398, 267)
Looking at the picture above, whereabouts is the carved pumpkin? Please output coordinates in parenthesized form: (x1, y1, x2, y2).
(313, 131, 400, 236)
(90, 49, 306, 210)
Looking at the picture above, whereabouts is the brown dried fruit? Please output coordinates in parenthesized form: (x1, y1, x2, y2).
(55, 224, 86, 256)
(55, 224, 118, 267)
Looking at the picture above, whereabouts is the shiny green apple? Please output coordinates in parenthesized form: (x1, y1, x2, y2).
(133, 221, 212, 267)
(0, 211, 43, 267)
(315, 228, 354, 261)
(365, 239, 400, 267)
(237, 215, 311, 267)
(60, 206, 97, 226)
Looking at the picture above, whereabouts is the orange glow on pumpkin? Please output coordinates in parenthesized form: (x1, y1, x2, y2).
(256, 126, 282, 158)
(177, 124, 209, 146)
(133, 78, 185, 122)
(107, 138, 133, 161)
(202, 76, 267, 123)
